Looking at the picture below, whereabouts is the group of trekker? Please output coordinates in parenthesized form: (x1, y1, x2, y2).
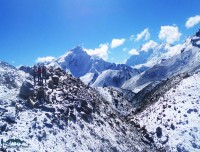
(31, 65, 47, 85)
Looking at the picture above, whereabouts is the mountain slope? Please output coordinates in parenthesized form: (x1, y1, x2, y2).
(129, 71, 200, 152)
(49, 46, 139, 87)
(91, 65, 139, 88)
(49, 46, 115, 78)
(0, 62, 157, 152)
(126, 42, 181, 71)
(123, 33, 200, 92)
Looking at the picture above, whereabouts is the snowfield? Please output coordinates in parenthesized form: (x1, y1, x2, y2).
(133, 72, 200, 151)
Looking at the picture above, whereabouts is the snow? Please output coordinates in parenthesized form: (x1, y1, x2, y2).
(80, 73, 95, 85)
(134, 72, 200, 151)
(122, 72, 151, 93)
(0, 62, 154, 152)
(48, 46, 139, 88)
(92, 68, 138, 88)
(96, 87, 113, 103)
(124, 35, 200, 93)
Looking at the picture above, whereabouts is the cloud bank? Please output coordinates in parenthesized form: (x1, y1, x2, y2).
(111, 38, 125, 48)
(141, 40, 158, 52)
(84, 43, 109, 60)
(159, 26, 182, 44)
(186, 15, 200, 28)
(36, 56, 55, 63)
(135, 28, 150, 41)
(129, 49, 139, 55)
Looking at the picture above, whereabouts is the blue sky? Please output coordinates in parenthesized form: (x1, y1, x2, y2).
(0, 0, 200, 66)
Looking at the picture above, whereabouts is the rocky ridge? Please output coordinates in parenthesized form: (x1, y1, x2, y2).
(0, 64, 158, 151)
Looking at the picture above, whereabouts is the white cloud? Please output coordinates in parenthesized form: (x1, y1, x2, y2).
(159, 26, 182, 44)
(111, 38, 125, 48)
(36, 56, 55, 63)
(186, 15, 200, 28)
(129, 49, 139, 55)
(141, 40, 158, 52)
(135, 28, 150, 41)
(84, 43, 109, 60)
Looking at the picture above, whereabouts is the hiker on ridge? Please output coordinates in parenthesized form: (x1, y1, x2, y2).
(42, 65, 47, 84)
(37, 65, 42, 82)
(33, 65, 37, 85)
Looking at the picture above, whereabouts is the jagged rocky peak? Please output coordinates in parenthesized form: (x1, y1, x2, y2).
(196, 29, 200, 37)
(69, 46, 86, 54)
(0, 61, 16, 70)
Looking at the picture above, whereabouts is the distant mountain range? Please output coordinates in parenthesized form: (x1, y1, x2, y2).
(45, 30, 200, 92)
(48, 46, 139, 88)
(123, 30, 200, 92)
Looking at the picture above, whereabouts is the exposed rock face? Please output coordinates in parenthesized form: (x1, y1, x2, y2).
(18, 65, 31, 74)
(196, 29, 200, 37)
(52, 75, 59, 85)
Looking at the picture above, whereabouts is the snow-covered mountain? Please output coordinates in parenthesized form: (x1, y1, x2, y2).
(49, 46, 139, 87)
(1, 30, 200, 152)
(91, 67, 137, 88)
(126, 42, 182, 72)
(123, 31, 200, 92)
(129, 70, 200, 152)
(0, 62, 157, 152)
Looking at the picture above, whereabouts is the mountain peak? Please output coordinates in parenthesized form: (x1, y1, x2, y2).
(70, 46, 86, 54)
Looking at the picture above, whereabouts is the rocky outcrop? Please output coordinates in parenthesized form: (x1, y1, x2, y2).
(19, 80, 34, 99)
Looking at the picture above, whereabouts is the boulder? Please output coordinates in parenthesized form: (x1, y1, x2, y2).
(19, 80, 34, 99)
(69, 113, 76, 123)
(52, 75, 59, 85)
(48, 79, 54, 89)
(40, 105, 56, 113)
(37, 87, 45, 100)
(3, 108, 16, 123)
(81, 113, 92, 123)
(29, 88, 35, 96)
(0, 123, 7, 132)
(81, 113, 89, 123)
(156, 127, 162, 138)
(81, 106, 93, 115)
(141, 133, 154, 145)
(44, 122, 53, 128)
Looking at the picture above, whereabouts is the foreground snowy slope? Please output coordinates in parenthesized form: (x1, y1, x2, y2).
(0, 62, 158, 152)
(129, 71, 200, 151)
